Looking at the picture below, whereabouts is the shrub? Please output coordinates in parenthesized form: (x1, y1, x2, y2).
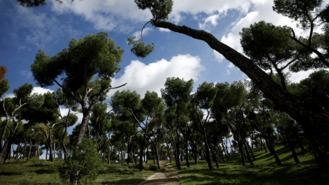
(58, 139, 102, 185)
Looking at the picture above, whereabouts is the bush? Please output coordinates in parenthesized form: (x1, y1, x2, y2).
(148, 164, 158, 171)
(58, 139, 102, 185)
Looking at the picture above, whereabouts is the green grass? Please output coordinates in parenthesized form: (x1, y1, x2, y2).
(0, 147, 327, 185)
(0, 160, 155, 185)
(176, 147, 329, 185)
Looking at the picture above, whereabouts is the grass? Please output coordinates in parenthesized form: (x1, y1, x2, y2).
(0, 159, 155, 185)
(0, 147, 327, 185)
(176, 147, 329, 185)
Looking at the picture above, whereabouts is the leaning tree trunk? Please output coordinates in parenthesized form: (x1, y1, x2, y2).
(76, 107, 90, 146)
(152, 20, 329, 166)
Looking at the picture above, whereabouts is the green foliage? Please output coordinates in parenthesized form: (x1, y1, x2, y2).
(241, 21, 295, 70)
(127, 36, 154, 58)
(31, 32, 122, 92)
(14, 83, 33, 102)
(90, 103, 111, 137)
(112, 90, 143, 118)
(194, 82, 217, 110)
(161, 77, 193, 107)
(273, 0, 322, 28)
(135, 0, 173, 20)
(58, 139, 102, 185)
(22, 92, 59, 123)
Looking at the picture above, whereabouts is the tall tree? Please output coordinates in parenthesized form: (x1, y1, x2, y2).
(0, 84, 32, 163)
(31, 33, 123, 145)
(161, 77, 193, 170)
(192, 82, 218, 170)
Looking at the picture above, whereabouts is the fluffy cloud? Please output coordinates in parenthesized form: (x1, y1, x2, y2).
(31, 87, 53, 95)
(220, 1, 296, 53)
(171, 0, 250, 19)
(48, 0, 254, 31)
(199, 14, 220, 30)
(50, 0, 151, 31)
(11, 2, 78, 49)
(110, 54, 202, 96)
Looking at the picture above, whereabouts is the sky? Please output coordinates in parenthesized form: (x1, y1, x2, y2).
(0, 0, 324, 98)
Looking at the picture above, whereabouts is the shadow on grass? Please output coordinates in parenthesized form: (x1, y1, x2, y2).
(178, 163, 329, 185)
(0, 171, 23, 176)
(35, 169, 57, 174)
(101, 178, 144, 185)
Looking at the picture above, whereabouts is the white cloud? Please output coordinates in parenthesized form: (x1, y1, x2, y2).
(288, 71, 314, 83)
(50, 0, 151, 31)
(13, 3, 78, 49)
(110, 54, 202, 96)
(48, 0, 252, 32)
(31, 87, 53, 95)
(171, 0, 251, 18)
(199, 14, 220, 30)
(132, 27, 152, 40)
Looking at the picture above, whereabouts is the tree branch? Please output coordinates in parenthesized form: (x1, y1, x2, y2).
(151, 20, 294, 110)
(290, 28, 329, 67)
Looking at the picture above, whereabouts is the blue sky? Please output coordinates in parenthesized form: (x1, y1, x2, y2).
(0, 0, 317, 96)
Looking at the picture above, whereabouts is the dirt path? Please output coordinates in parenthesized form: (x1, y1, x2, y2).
(139, 163, 179, 185)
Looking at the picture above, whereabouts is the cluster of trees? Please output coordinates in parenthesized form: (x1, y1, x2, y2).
(1, 60, 328, 172)
(0, 0, 328, 183)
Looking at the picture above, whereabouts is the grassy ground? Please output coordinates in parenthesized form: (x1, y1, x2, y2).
(176, 147, 329, 185)
(0, 159, 155, 185)
(0, 147, 328, 185)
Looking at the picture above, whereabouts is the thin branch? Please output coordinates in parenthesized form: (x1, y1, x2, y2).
(140, 20, 151, 41)
(110, 83, 127, 90)
(290, 28, 329, 67)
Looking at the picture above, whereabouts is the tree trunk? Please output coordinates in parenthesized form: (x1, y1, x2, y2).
(244, 143, 253, 165)
(185, 138, 190, 167)
(153, 143, 161, 169)
(76, 108, 90, 146)
(174, 140, 181, 170)
(139, 136, 145, 170)
(192, 142, 198, 164)
(0, 139, 12, 163)
(28, 140, 32, 160)
(238, 140, 246, 166)
(48, 130, 53, 162)
(245, 141, 256, 161)
(210, 147, 219, 168)
(202, 127, 213, 170)
(290, 144, 300, 164)
(265, 138, 282, 165)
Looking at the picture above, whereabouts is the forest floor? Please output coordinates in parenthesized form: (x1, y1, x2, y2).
(175, 147, 329, 185)
(139, 162, 178, 185)
(0, 147, 328, 185)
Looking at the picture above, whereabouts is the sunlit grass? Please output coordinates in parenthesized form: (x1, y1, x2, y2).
(0, 160, 155, 185)
(177, 148, 328, 185)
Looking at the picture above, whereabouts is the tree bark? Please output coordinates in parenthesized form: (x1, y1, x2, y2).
(202, 127, 213, 170)
(76, 108, 90, 146)
(174, 140, 181, 170)
(185, 138, 190, 167)
(238, 140, 246, 166)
